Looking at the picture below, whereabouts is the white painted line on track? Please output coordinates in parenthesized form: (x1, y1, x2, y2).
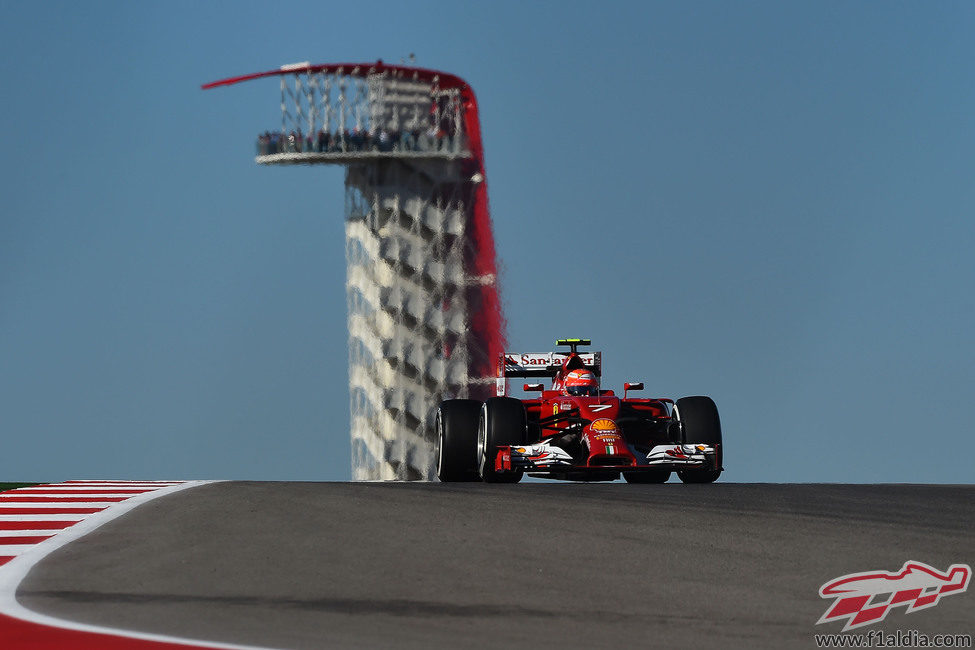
(54, 483, 184, 488)
(0, 545, 37, 555)
(0, 480, 281, 650)
(10, 485, 168, 489)
(58, 478, 186, 485)
(0, 490, 156, 501)
(11, 487, 181, 493)
(0, 531, 61, 538)
(63, 478, 182, 479)
(0, 503, 109, 509)
(0, 494, 126, 508)
(12, 485, 158, 488)
(0, 514, 88, 522)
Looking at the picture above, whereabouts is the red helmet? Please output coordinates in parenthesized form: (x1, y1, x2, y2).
(563, 369, 597, 397)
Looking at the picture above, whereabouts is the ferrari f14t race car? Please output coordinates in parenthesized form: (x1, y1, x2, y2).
(435, 339, 723, 483)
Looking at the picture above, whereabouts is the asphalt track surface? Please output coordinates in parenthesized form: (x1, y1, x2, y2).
(15, 483, 975, 649)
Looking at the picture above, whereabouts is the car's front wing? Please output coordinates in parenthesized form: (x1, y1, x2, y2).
(495, 442, 718, 474)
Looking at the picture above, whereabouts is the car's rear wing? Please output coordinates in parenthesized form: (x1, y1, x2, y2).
(496, 351, 601, 396)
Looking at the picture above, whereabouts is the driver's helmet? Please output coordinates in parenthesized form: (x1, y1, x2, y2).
(563, 369, 597, 397)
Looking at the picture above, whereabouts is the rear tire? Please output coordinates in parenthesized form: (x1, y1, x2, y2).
(674, 396, 722, 484)
(435, 399, 482, 482)
(623, 469, 671, 484)
(477, 397, 526, 483)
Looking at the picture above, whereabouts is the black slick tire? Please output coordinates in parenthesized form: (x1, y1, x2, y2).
(435, 399, 482, 482)
(477, 397, 526, 483)
(674, 396, 723, 484)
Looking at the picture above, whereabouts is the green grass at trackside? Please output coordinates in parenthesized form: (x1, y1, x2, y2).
(0, 483, 40, 492)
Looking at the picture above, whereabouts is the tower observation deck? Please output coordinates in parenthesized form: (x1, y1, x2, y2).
(203, 61, 505, 480)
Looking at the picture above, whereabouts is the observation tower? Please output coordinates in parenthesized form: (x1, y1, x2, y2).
(203, 61, 505, 481)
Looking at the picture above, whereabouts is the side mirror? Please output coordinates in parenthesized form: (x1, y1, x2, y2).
(623, 382, 644, 399)
(523, 383, 544, 392)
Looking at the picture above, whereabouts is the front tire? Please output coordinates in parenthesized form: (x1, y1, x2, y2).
(674, 396, 722, 484)
(477, 397, 526, 483)
(436, 399, 482, 482)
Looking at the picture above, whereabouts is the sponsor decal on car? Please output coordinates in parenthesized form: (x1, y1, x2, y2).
(589, 404, 612, 412)
(817, 561, 971, 631)
(591, 418, 617, 432)
(504, 353, 597, 369)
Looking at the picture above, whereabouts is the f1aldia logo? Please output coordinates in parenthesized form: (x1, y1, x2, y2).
(817, 561, 970, 631)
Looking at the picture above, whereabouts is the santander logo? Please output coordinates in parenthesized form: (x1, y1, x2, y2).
(817, 561, 971, 631)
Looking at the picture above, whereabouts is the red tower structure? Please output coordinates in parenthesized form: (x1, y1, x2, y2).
(204, 61, 505, 480)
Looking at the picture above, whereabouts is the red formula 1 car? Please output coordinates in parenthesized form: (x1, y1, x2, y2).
(435, 339, 723, 483)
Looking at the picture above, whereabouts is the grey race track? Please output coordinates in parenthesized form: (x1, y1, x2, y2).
(16, 482, 975, 649)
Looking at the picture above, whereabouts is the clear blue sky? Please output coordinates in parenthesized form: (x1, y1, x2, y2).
(1, 1, 972, 482)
